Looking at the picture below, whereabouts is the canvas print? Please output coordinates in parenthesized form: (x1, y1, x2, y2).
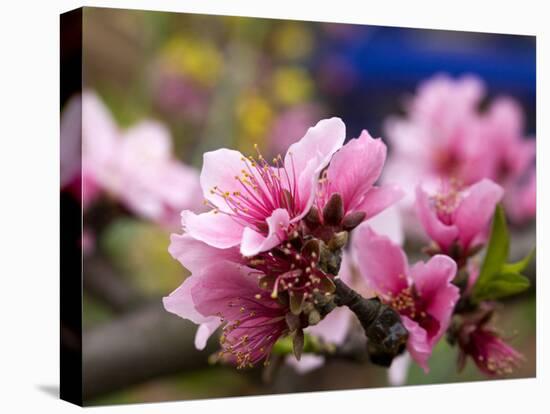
(60, 7, 536, 406)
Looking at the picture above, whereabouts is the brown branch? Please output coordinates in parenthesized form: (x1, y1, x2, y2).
(83, 302, 216, 401)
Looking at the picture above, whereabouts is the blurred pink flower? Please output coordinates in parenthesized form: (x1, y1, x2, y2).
(352, 224, 459, 372)
(153, 72, 210, 122)
(384, 74, 536, 223)
(268, 104, 322, 156)
(507, 170, 536, 223)
(482, 98, 536, 222)
(415, 178, 503, 257)
(62, 91, 203, 227)
(181, 117, 346, 257)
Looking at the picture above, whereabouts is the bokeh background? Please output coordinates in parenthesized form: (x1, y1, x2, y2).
(61, 7, 536, 405)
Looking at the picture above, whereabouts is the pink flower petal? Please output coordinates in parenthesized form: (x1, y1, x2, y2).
(338, 251, 355, 285)
(163, 274, 213, 325)
(326, 130, 387, 212)
(388, 352, 411, 386)
(195, 319, 222, 350)
(454, 179, 504, 250)
(163, 262, 246, 351)
(506, 169, 536, 223)
(182, 210, 244, 249)
(200, 148, 249, 213)
(307, 307, 352, 346)
(355, 184, 404, 220)
(121, 121, 172, 160)
(240, 208, 290, 257)
(402, 316, 432, 373)
(409, 255, 459, 346)
(352, 224, 409, 297)
(81, 91, 119, 167)
(286, 354, 326, 374)
(365, 205, 404, 245)
(415, 185, 459, 251)
(190, 261, 263, 321)
(285, 117, 345, 215)
(486, 97, 524, 142)
(168, 233, 241, 274)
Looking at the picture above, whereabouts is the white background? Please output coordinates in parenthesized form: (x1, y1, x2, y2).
(0, 0, 547, 412)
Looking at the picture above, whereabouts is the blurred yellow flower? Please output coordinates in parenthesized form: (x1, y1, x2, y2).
(272, 66, 313, 106)
(235, 91, 274, 150)
(161, 36, 223, 87)
(272, 22, 314, 60)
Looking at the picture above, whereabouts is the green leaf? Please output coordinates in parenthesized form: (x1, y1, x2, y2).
(502, 248, 536, 274)
(471, 205, 533, 302)
(472, 271, 531, 301)
(475, 205, 509, 291)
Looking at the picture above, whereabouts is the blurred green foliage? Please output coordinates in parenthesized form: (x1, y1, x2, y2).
(100, 218, 187, 296)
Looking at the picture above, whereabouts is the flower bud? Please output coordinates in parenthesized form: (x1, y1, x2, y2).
(342, 211, 366, 231)
(322, 193, 344, 226)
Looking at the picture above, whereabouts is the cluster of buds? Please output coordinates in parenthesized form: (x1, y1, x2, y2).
(245, 201, 409, 364)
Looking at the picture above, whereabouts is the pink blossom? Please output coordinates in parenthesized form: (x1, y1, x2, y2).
(112, 121, 203, 227)
(166, 231, 339, 366)
(456, 310, 524, 376)
(384, 74, 490, 205)
(314, 130, 404, 229)
(166, 234, 291, 366)
(384, 74, 536, 222)
(163, 257, 288, 368)
(181, 117, 346, 256)
(415, 178, 504, 257)
(352, 224, 459, 371)
(70, 91, 203, 226)
(482, 98, 535, 185)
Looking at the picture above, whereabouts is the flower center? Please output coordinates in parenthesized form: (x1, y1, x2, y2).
(207, 145, 300, 234)
(431, 179, 463, 225)
(469, 328, 524, 375)
(386, 285, 440, 339)
(247, 232, 336, 308)
(218, 296, 287, 369)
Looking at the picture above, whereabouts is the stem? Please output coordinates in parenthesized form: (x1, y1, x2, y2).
(332, 278, 409, 367)
(333, 278, 381, 330)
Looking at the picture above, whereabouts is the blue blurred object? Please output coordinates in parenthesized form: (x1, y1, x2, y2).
(313, 25, 536, 138)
